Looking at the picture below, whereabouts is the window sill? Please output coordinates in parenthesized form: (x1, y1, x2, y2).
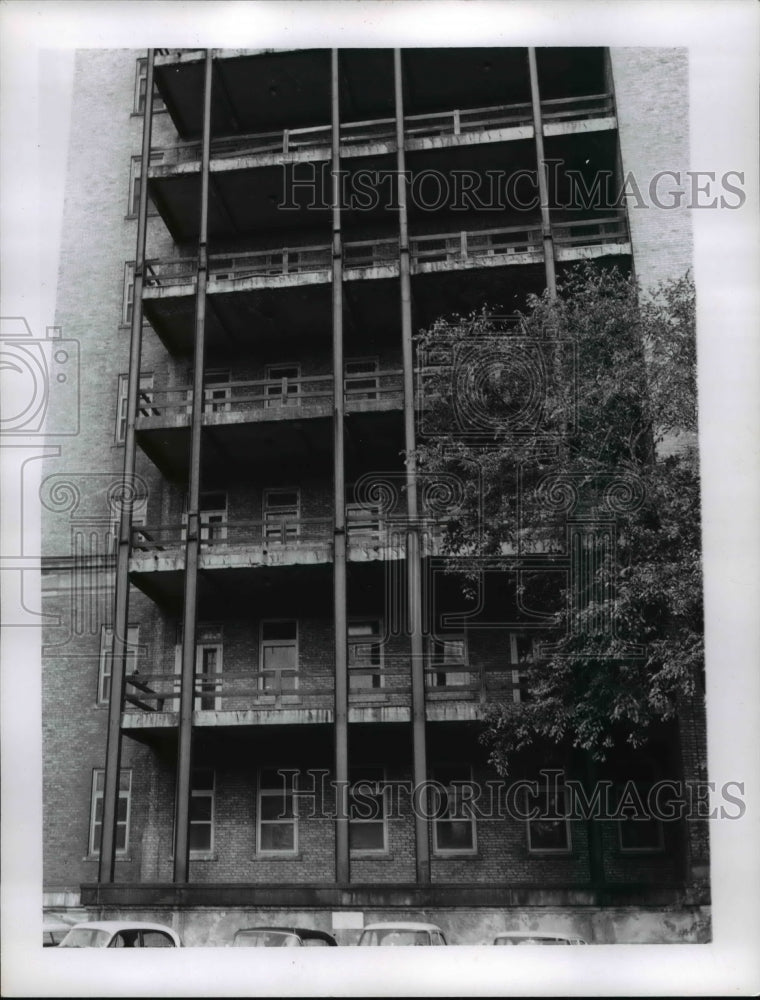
(432, 849, 479, 858)
(83, 855, 132, 862)
(255, 852, 302, 861)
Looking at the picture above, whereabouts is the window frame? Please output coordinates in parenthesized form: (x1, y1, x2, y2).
(189, 767, 215, 855)
(348, 765, 388, 855)
(525, 780, 573, 854)
(134, 57, 166, 115)
(256, 767, 298, 855)
(89, 768, 132, 857)
(427, 631, 468, 688)
(127, 154, 160, 218)
(616, 760, 666, 854)
(348, 618, 384, 690)
(259, 619, 299, 692)
(432, 764, 477, 855)
(115, 372, 154, 444)
(98, 624, 140, 705)
(263, 488, 300, 544)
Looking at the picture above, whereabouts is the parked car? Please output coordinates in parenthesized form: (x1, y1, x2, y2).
(492, 931, 587, 945)
(57, 920, 182, 948)
(232, 926, 337, 947)
(357, 922, 448, 946)
(43, 919, 72, 947)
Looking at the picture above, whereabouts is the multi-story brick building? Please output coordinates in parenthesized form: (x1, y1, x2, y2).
(41, 46, 708, 944)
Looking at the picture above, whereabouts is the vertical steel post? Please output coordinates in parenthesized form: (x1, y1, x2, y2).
(394, 48, 430, 884)
(173, 48, 212, 883)
(331, 48, 350, 884)
(528, 47, 557, 298)
(98, 48, 155, 884)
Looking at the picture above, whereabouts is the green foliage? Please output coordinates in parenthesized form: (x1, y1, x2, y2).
(415, 265, 702, 772)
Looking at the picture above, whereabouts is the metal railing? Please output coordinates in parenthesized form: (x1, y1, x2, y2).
(134, 370, 403, 422)
(123, 659, 527, 712)
(142, 214, 626, 289)
(148, 94, 613, 167)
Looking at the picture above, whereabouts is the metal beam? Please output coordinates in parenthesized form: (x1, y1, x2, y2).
(173, 48, 213, 883)
(98, 47, 155, 884)
(331, 48, 350, 885)
(394, 48, 430, 885)
(528, 48, 557, 298)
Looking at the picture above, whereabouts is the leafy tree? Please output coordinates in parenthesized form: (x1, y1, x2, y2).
(415, 264, 701, 772)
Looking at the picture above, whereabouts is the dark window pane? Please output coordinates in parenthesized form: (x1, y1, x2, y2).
(189, 824, 211, 851)
(262, 621, 297, 641)
(349, 822, 384, 851)
(190, 797, 212, 822)
(260, 823, 295, 851)
(436, 819, 474, 850)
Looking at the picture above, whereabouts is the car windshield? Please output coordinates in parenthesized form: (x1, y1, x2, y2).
(359, 929, 431, 946)
(59, 928, 112, 948)
(233, 930, 301, 947)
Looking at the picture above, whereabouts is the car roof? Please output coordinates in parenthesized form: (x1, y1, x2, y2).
(64, 920, 180, 935)
(494, 931, 584, 940)
(234, 927, 337, 943)
(361, 922, 444, 932)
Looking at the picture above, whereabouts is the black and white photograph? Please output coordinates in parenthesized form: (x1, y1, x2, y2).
(1, 1, 758, 995)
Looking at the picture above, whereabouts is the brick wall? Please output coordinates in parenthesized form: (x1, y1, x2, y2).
(609, 48, 693, 291)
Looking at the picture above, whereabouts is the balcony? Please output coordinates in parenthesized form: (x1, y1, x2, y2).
(144, 214, 626, 290)
(121, 658, 523, 729)
(150, 94, 613, 169)
(146, 94, 616, 244)
(134, 371, 405, 478)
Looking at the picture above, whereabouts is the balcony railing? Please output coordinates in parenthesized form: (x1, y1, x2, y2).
(135, 370, 403, 422)
(142, 214, 627, 289)
(131, 517, 334, 552)
(122, 660, 525, 713)
(148, 94, 612, 166)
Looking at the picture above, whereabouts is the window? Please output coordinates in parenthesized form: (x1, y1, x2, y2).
(346, 491, 382, 544)
(122, 262, 135, 325)
(257, 768, 297, 853)
(509, 633, 536, 703)
(195, 642, 222, 710)
(617, 761, 664, 853)
(204, 369, 231, 414)
(427, 633, 468, 687)
(189, 768, 215, 852)
(526, 780, 572, 853)
(348, 620, 383, 689)
(116, 373, 154, 443)
(345, 358, 379, 400)
(259, 620, 298, 692)
(134, 57, 166, 114)
(433, 764, 476, 854)
(127, 155, 160, 217)
(265, 363, 300, 407)
(349, 766, 387, 853)
(263, 489, 299, 543)
(98, 625, 140, 704)
(89, 769, 131, 856)
(182, 492, 228, 544)
(171, 624, 223, 711)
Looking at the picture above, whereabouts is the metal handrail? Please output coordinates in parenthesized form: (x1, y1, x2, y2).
(134, 370, 404, 420)
(148, 94, 613, 167)
(141, 212, 628, 287)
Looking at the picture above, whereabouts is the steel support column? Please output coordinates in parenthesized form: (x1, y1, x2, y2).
(331, 48, 350, 884)
(394, 48, 430, 884)
(98, 48, 155, 884)
(173, 49, 213, 883)
(528, 48, 557, 297)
